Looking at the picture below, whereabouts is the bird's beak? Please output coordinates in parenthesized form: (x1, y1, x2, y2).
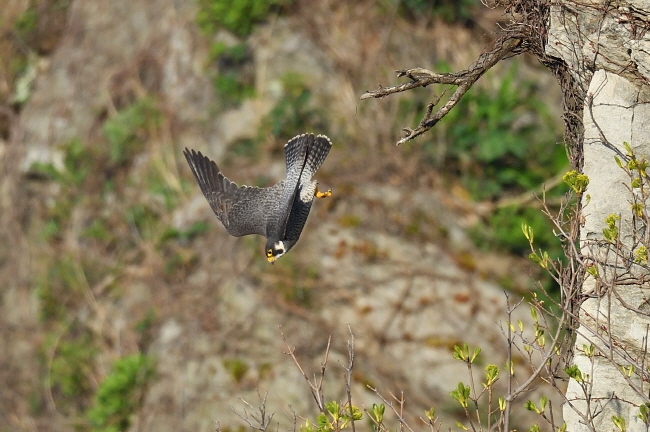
(267, 256, 275, 264)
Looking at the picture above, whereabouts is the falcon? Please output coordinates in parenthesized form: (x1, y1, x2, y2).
(183, 133, 332, 263)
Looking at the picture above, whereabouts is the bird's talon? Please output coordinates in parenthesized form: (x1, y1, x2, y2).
(315, 187, 332, 198)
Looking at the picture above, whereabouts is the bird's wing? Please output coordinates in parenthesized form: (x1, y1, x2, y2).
(284, 133, 312, 175)
(183, 148, 283, 237)
(284, 180, 317, 243)
(300, 134, 332, 182)
(283, 135, 333, 242)
(273, 134, 311, 239)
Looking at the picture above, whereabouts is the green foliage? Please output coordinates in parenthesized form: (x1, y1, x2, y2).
(635, 245, 648, 265)
(223, 358, 250, 383)
(371, 403, 386, 425)
(30, 138, 94, 242)
(603, 214, 620, 243)
(564, 365, 584, 383)
(30, 138, 90, 187)
(524, 396, 547, 414)
(299, 401, 362, 432)
(48, 331, 97, 401)
(452, 342, 481, 363)
(563, 170, 589, 194)
(14, 6, 38, 41)
(209, 42, 256, 108)
(196, 0, 292, 36)
(87, 354, 155, 432)
(228, 138, 262, 162)
(36, 255, 83, 322)
(317, 401, 362, 431)
(103, 97, 160, 165)
(262, 72, 328, 142)
(396, 0, 479, 24)
(637, 403, 650, 424)
(473, 206, 560, 257)
(428, 63, 567, 275)
(438, 64, 565, 201)
(160, 221, 210, 243)
(483, 364, 499, 387)
(450, 382, 471, 408)
(612, 415, 626, 432)
(125, 203, 161, 241)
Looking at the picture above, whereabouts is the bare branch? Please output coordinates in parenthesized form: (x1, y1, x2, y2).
(231, 391, 275, 432)
(280, 326, 330, 413)
(361, 36, 522, 145)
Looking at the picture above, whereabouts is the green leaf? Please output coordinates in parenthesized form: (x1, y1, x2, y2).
(524, 400, 539, 413)
(372, 403, 385, 423)
(612, 414, 626, 432)
(638, 403, 650, 423)
(452, 343, 469, 362)
(614, 155, 623, 168)
(586, 264, 599, 277)
(450, 382, 471, 408)
(348, 405, 362, 421)
(484, 364, 499, 386)
(316, 413, 328, 428)
(564, 365, 583, 382)
(540, 396, 548, 411)
(470, 347, 481, 363)
(326, 400, 340, 420)
(623, 141, 633, 155)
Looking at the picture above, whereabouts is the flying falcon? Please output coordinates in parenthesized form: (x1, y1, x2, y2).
(183, 133, 332, 263)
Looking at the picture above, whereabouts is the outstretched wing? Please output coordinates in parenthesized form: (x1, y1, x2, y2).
(183, 148, 282, 237)
(283, 135, 332, 242)
(284, 180, 317, 242)
(300, 134, 332, 182)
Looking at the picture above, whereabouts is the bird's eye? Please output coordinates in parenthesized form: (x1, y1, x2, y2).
(266, 249, 273, 257)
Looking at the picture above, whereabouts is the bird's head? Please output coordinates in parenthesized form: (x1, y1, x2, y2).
(265, 239, 286, 264)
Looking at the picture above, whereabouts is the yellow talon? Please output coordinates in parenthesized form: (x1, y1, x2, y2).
(315, 185, 332, 198)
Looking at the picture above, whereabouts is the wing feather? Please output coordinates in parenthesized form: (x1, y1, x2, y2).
(282, 134, 332, 242)
(183, 148, 282, 237)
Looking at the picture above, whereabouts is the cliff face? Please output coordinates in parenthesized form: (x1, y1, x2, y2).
(0, 1, 563, 431)
(548, 2, 650, 430)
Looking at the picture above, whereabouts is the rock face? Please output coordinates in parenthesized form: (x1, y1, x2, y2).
(548, 2, 650, 430)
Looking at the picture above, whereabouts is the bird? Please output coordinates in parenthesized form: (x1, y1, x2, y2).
(183, 133, 332, 264)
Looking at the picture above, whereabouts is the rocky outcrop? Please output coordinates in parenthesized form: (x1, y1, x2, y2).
(548, 2, 650, 430)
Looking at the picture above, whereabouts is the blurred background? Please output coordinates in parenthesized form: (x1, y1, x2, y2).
(0, 0, 568, 430)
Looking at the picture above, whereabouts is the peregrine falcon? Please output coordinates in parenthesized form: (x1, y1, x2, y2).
(183, 133, 332, 263)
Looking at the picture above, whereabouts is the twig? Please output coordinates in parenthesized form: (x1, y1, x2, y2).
(231, 390, 275, 432)
(280, 326, 330, 413)
(368, 387, 416, 432)
(360, 36, 522, 145)
(342, 324, 356, 432)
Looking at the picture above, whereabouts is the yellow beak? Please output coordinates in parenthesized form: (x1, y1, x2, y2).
(267, 256, 275, 264)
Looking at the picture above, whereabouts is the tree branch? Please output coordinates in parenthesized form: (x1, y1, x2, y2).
(361, 35, 522, 145)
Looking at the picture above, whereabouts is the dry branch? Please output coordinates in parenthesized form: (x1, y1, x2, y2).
(361, 36, 522, 145)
